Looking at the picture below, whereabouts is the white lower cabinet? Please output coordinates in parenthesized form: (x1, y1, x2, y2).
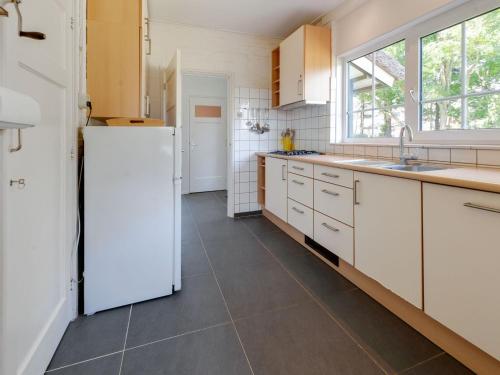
(287, 199, 313, 238)
(314, 211, 353, 265)
(265, 157, 288, 221)
(354, 172, 422, 308)
(423, 183, 500, 360)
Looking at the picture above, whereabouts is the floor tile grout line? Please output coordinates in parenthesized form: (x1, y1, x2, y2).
(240, 219, 393, 375)
(398, 351, 446, 374)
(118, 304, 133, 375)
(124, 321, 233, 352)
(186, 195, 256, 375)
(45, 351, 124, 373)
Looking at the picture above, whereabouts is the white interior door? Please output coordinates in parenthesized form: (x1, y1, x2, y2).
(189, 97, 226, 192)
(0, 1, 77, 374)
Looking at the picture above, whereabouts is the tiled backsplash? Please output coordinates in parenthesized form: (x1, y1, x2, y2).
(232, 87, 287, 214)
(289, 105, 335, 154)
(330, 144, 500, 167)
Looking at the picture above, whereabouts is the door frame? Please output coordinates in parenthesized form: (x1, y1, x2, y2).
(188, 95, 227, 193)
(181, 70, 234, 215)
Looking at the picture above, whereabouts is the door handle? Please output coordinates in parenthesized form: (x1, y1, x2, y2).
(297, 75, 303, 96)
(321, 172, 339, 178)
(292, 165, 304, 171)
(292, 180, 304, 185)
(282, 165, 286, 180)
(322, 222, 339, 232)
(354, 180, 360, 205)
(321, 189, 339, 196)
(292, 207, 304, 214)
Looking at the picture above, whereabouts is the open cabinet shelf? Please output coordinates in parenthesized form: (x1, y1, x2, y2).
(271, 47, 280, 108)
(257, 155, 266, 206)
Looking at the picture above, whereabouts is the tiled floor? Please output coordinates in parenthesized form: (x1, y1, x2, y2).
(46, 191, 474, 375)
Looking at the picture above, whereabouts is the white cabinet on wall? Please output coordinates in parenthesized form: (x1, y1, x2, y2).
(265, 157, 288, 221)
(354, 172, 422, 308)
(423, 183, 500, 360)
(279, 25, 331, 107)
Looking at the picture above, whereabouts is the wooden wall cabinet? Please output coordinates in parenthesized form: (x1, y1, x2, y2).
(354, 172, 422, 308)
(423, 183, 500, 360)
(278, 25, 331, 108)
(87, 0, 149, 119)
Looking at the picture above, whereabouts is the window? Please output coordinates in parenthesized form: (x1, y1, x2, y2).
(421, 8, 500, 131)
(347, 40, 406, 138)
(342, 2, 500, 143)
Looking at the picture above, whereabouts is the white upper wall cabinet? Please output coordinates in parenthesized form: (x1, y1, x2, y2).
(279, 25, 331, 107)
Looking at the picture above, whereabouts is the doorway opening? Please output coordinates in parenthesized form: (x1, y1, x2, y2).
(181, 73, 228, 196)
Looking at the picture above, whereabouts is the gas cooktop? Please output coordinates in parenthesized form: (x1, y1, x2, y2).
(268, 150, 320, 156)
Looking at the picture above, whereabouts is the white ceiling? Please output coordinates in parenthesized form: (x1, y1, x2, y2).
(148, 0, 346, 38)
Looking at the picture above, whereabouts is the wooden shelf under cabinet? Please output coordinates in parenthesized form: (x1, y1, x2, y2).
(271, 47, 280, 108)
(257, 155, 266, 206)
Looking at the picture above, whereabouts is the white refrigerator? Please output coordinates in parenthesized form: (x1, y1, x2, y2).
(83, 126, 182, 315)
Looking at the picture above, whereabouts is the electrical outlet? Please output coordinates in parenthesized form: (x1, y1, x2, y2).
(78, 93, 90, 109)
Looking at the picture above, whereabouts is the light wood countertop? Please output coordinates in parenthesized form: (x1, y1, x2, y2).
(258, 153, 500, 194)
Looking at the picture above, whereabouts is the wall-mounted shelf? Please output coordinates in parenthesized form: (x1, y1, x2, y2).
(271, 47, 280, 108)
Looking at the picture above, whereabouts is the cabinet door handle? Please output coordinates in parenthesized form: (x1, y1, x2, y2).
(354, 180, 360, 205)
(282, 165, 286, 180)
(146, 37, 152, 55)
(321, 189, 339, 196)
(322, 222, 339, 232)
(145, 95, 151, 118)
(463, 202, 500, 214)
(292, 207, 304, 215)
(292, 179, 304, 185)
(297, 75, 303, 96)
(144, 17, 150, 39)
(292, 165, 304, 171)
(322, 172, 339, 178)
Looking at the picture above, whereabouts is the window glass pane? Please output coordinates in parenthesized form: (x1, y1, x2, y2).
(374, 106, 405, 137)
(348, 54, 373, 112)
(421, 99, 461, 131)
(466, 9, 500, 93)
(350, 111, 372, 138)
(421, 24, 462, 100)
(468, 94, 500, 129)
(374, 41, 406, 108)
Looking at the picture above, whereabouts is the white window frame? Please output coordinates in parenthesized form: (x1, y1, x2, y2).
(339, 0, 500, 145)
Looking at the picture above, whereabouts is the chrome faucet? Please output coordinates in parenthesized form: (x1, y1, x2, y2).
(399, 125, 417, 164)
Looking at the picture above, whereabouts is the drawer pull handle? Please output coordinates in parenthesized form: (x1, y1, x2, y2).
(463, 202, 500, 214)
(321, 189, 339, 196)
(322, 222, 339, 232)
(292, 180, 305, 185)
(292, 166, 304, 171)
(322, 172, 339, 178)
(292, 207, 304, 214)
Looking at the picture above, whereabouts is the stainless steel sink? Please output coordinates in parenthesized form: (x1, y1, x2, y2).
(382, 164, 449, 172)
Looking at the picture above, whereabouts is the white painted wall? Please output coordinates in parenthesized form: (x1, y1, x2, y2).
(147, 22, 281, 118)
(181, 74, 228, 194)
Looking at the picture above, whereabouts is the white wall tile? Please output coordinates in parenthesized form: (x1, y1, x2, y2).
(353, 145, 365, 156)
(477, 149, 500, 166)
(451, 149, 477, 164)
(365, 146, 377, 157)
(377, 146, 392, 159)
(428, 148, 451, 163)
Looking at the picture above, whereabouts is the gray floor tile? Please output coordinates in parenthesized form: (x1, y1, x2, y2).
(323, 289, 443, 372)
(122, 324, 251, 375)
(239, 215, 280, 235)
(236, 301, 383, 375)
(282, 252, 357, 298)
(401, 353, 474, 374)
(258, 230, 311, 260)
(46, 353, 122, 375)
(216, 260, 311, 319)
(182, 241, 211, 277)
(204, 233, 274, 272)
(126, 273, 230, 348)
(196, 217, 250, 242)
(213, 190, 228, 205)
(48, 307, 130, 370)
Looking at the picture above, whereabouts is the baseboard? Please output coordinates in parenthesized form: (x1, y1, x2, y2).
(262, 208, 500, 374)
(18, 298, 69, 375)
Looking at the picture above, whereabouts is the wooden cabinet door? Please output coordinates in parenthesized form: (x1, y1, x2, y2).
(87, 0, 141, 119)
(354, 172, 422, 308)
(265, 157, 288, 221)
(423, 183, 500, 360)
(280, 26, 304, 106)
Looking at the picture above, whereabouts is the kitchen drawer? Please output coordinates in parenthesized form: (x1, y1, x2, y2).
(314, 211, 353, 265)
(314, 180, 353, 226)
(314, 164, 353, 188)
(288, 160, 313, 178)
(288, 173, 313, 208)
(288, 199, 313, 238)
